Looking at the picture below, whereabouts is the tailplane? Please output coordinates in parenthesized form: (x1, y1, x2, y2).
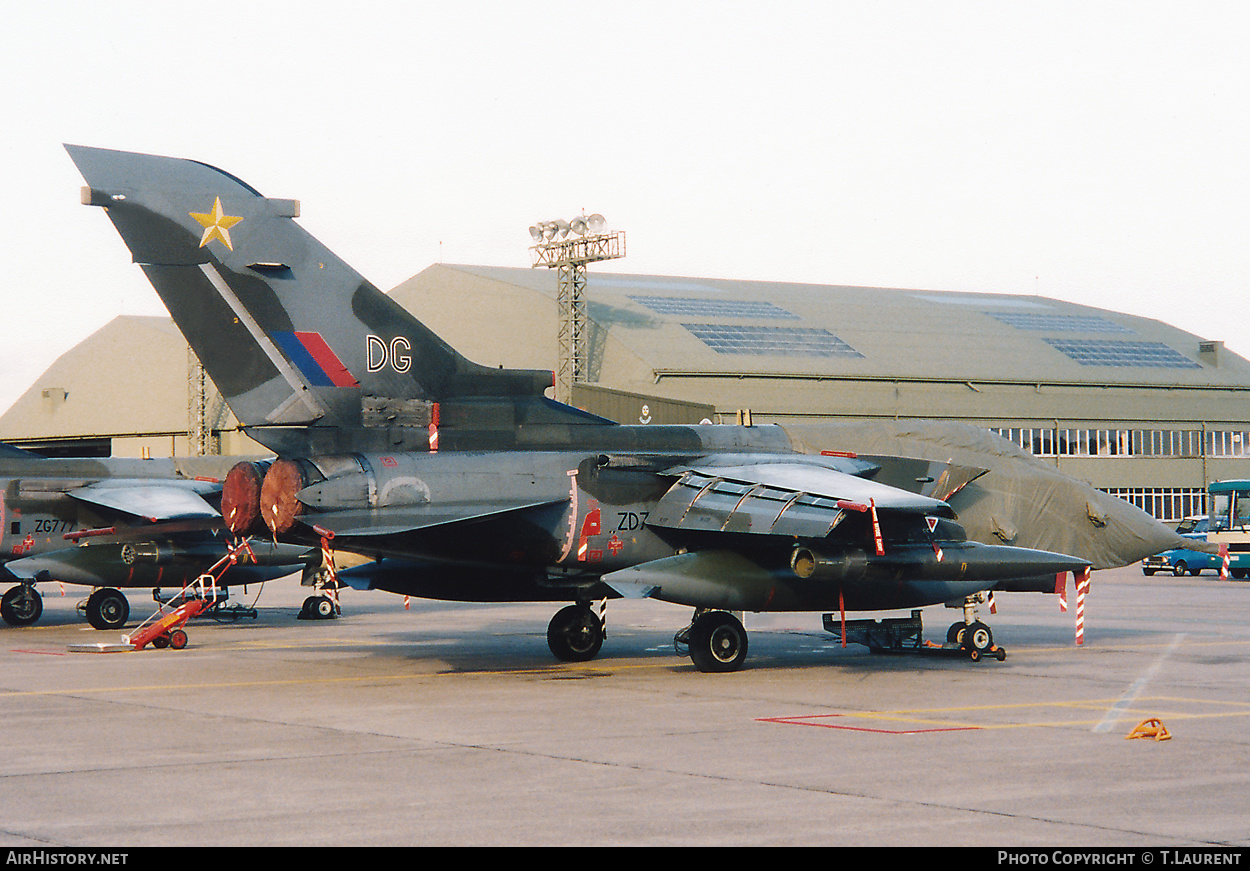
(67, 145, 589, 454)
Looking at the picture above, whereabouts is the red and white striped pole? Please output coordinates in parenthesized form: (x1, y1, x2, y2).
(1075, 567, 1091, 645)
(428, 402, 440, 453)
(1220, 543, 1230, 579)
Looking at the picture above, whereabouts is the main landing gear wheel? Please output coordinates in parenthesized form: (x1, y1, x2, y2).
(1, 585, 43, 626)
(547, 604, 604, 662)
(298, 560, 343, 620)
(85, 588, 130, 630)
(298, 595, 338, 620)
(688, 611, 749, 673)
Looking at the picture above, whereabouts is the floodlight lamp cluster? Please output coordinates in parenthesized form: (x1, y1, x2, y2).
(529, 214, 607, 243)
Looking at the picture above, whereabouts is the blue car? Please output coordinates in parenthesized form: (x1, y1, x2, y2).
(1142, 517, 1216, 576)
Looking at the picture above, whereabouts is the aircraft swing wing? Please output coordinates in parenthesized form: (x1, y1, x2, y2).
(606, 459, 1088, 612)
(67, 478, 220, 522)
(649, 460, 954, 539)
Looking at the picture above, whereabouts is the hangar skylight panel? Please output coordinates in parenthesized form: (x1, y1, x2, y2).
(619, 290, 866, 360)
(980, 307, 1204, 371)
(629, 296, 799, 320)
(983, 312, 1133, 333)
(1043, 338, 1203, 369)
(681, 324, 864, 358)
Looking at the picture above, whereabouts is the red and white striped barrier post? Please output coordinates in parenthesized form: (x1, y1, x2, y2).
(1075, 567, 1091, 645)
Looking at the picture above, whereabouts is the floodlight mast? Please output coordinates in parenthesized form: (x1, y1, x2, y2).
(187, 348, 219, 455)
(528, 217, 625, 404)
(188, 348, 209, 456)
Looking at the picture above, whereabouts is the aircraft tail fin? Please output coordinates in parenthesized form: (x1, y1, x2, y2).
(66, 145, 572, 453)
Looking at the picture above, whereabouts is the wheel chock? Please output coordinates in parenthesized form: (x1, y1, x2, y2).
(1125, 718, 1171, 741)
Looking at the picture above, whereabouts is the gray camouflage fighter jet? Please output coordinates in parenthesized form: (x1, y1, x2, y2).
(66, 144, 1185, 670)
(0, 441, 314, 629)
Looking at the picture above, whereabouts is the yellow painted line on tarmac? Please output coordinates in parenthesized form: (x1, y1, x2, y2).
(762, 696, 1250, 734)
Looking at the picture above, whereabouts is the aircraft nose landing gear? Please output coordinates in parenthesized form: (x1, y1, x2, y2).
(957, 620, 1005, 661)
(946, 593, 1007, 661)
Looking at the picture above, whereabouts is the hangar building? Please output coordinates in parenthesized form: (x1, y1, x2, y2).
(4, 263, 1249, 523)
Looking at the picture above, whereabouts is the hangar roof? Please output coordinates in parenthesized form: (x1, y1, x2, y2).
(4, 266, 1249, 449)
(394, 264, 1250, 389)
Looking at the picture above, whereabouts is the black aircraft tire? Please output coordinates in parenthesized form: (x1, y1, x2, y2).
(86, 589, 130, 631)
(299, 595, 337, 620)
(688, 612, 749, 673)
(547, 605, 603, 663)
(1, 586, 43, 626)
(965, 621, 993, 654)
(946, 622, 966, 645)
(299, 595, 335, 620)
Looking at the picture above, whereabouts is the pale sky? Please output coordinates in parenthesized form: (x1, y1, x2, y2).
(3, 1, 1248, 416)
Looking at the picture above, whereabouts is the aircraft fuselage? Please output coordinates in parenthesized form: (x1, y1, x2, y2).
(227, 441, 1075, 613)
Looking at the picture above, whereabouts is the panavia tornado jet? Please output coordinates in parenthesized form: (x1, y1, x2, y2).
(0, 442, 314, 629)
(66, 145, 1185, 670)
